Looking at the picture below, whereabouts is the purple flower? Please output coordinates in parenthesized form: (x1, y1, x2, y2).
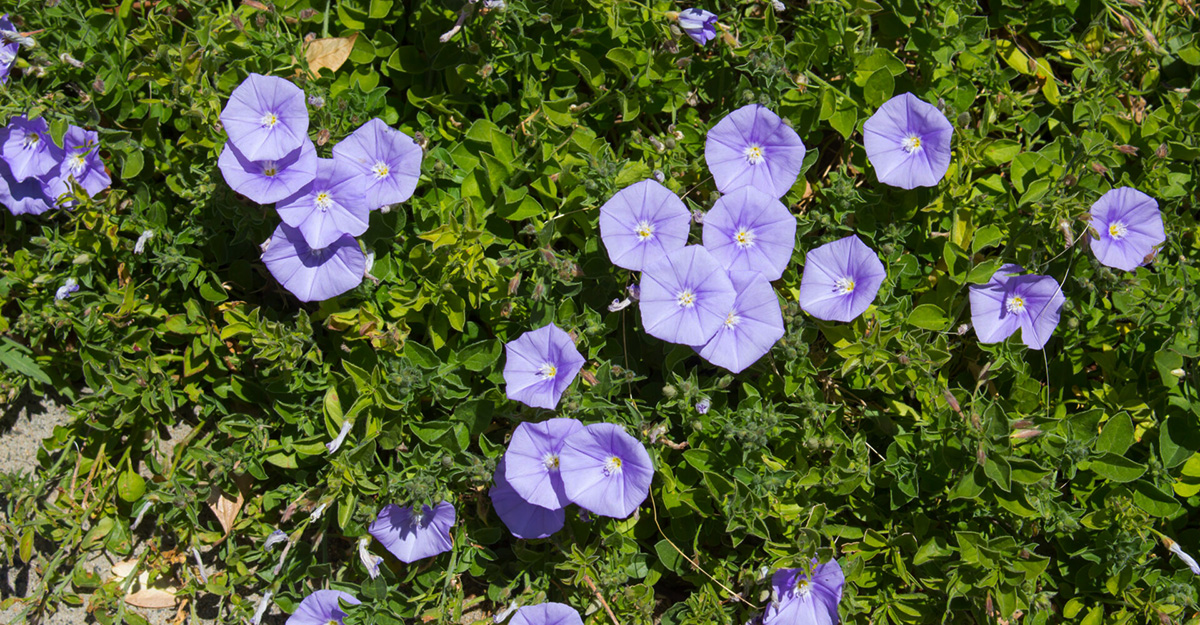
(503, 323, 586, 410)
(677, 9, 718, 45)
(702, 187, 796, 281)
(695, 398, 711, 414)
(599, 180, 691, 272)
(275, 157, 369, 249)
(798, 235, 887, 322)
(863, 93, 953, 190)
(968, 264, 1064, 350)
(698, 271, 785, 374)
(332, 118, 423, 210)
(220, 73, 309, 162)
(639, 245, 738, 346)
(261, 223, 365, 302)
(0, 158, 54, 215)
(285, 589, 361, 625)
(219, 138, 317, 204)
(1086, 187, 1165, 272)
(503, 418, 583, 510)
(489, 459, 565, 539)
(368, 501, 455, 563)
(559, 423, 653, 519)
(0, 15, 19, 84)
(44, 125, 111, 202)
(764, 559, 844, 625)
(705, 105, 806, 200)
(510, 603, 584, 625)
(1, 115, 64, 182)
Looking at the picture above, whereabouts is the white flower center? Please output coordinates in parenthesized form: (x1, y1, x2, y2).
(634, 220, 654, 241)
(743, 144, 765, 165)
(327, 620, 339, 625)
(602, 456, 623, 476)
(261, 112, 279, 128)
(676, 289, 696, 308)
(542, 453, 560, 471)
(795, 579, 811, 597)
(1006, 295, 1025, 314)
(734, 227, 755, 249)
(372, 161, 390, 179)
(410, 508, 426, 527)
(901, 135, 922, 153)
(723, 311, 740, 328)
(22, 133, 39, 148)
(315, 191, 333, 211)
(261, 161, 278, 177)
(538, 363, 557, 380)
(1108, 221, 1128, 240)
(834, 277, 855, 294)
(69, 153, 87, 173)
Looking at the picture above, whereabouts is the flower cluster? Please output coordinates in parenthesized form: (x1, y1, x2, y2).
(601, 105, 804, 373)
(219, 73, 422, 302)
(0, 115, 111, 216)
(497, 324, 654, 535)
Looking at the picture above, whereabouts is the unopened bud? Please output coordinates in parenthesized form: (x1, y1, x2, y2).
(944, 390, 961, 414)
(1114, 144, 1138, 155)
(1090, 162, 1108, 174)
(1156, 143, 1169, 159)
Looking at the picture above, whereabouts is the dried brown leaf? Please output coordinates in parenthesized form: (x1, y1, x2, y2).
(206, 474, 251, 537)
(305, 33, 358, 77)
(126, 587, 178, 609)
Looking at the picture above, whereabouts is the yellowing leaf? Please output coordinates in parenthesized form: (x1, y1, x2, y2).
(305, 33, 358, 77)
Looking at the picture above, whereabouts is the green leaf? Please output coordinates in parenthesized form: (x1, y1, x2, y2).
(966, 258, 1003, 284)
(1159, 415, 1200, 469)
(122, 149, 145, 179)
(405, 341, 440, 369)
(863, 67, 894, 109)
(117, 470, 146, 503)
(1088, 453, 1146, 483)
(907, 304, 947, 331)
(1132, 480, 1182, 517)
(982, 140, 1021, 166)
(0, 339, 52, 385)
(1095, 413, 1133, 455)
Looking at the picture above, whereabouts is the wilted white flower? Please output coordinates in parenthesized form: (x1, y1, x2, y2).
(493, 601, 519, 623)
(358, 536, 384, 579)
(131, 501, 153, 530)
(263, 529, 289, 550)
(309, 502, 328, 521)
(326, 420, 353, 454)
(192, 547, 208, 583)
(134, 229, 154, 254)
(252, 591, 273, 625)
(608, 297, 632, 312)
(59, 52, 84, 68)
(1167, 538, 1200, 575)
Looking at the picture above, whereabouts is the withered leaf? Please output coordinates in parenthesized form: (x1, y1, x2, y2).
(305, 33, 358, 77)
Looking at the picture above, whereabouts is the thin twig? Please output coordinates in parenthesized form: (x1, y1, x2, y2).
(649, 491, 760, 610)
(582, 574, 621, 625)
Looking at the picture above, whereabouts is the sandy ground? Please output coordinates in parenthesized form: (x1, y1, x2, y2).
(0, 396, 238, 625)
(0, 397, 490, 625)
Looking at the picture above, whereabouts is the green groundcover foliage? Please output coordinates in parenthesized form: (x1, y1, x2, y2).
(1, 0, 1199, 623)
